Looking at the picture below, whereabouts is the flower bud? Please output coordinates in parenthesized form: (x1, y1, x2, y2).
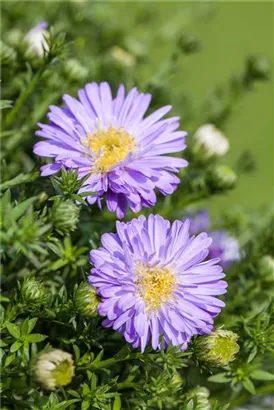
(21, 277, 50, 306)
(64, 59, 89, 82)
(35, 349, 75, 390)
(50, 199, 80, 235)
(177, 33, 201, 54)
(110, 46, 136, 68)
(24, 22, 49, 58)
(193, 124, 229, 158)
(196, 329, 239, 368)
(0, 40, 16, 66)
(186, 386, 211, 410)
(246, 55, 270, 81)
(206, 165, 237, 191)
(259, 255, 274, 280)
(74, 282, 100, 318)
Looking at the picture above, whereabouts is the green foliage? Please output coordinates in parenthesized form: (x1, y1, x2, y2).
(1, 2, 273, 410)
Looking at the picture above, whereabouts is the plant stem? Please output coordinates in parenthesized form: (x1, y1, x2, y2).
(0, 171, 40, 191)
(116, 382, 140, 391)
(4, 68, 44, 129)
(77, 353, 143, 371)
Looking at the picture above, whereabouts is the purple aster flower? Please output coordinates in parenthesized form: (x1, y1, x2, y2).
(184, 210, 241, 269)
(34, 82, 188, 218)
(208, 231, 241, 269)
(89, 214, 227, 352)
(186, 209, 210, 234)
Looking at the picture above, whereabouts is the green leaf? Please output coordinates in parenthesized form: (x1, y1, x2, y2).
(71, 194, 87, 205)
(208, 373, 231, 383)
(21, 318, 29, 336)
(10, 341, 22, 353)
(73, 344, 80, 362)
(0, 296, 10, 302)
(250, 370, 274, 381)
(78, 191, 95, 197)
(114, 345, 131, 361)
(0, 172, 40, 191)
(67, 389, 81, 398)
(81, 400, 90, 410)
(56, 399, 81, 409)
(185, 400, 194, 410)
(5, 353, 16, 367)
(26, 334, 47, 343)
(82, 383, 90, 396)
(0, 100, 13, 110)
(11, 197, 37, 220)
(6, 323, 21, 339)
(242, 378, 256, 395)
(113, 395, 121, 410)
(28, 318, 38, 333)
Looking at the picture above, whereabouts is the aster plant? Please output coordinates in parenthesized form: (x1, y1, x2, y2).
(1, 2, 273, 410)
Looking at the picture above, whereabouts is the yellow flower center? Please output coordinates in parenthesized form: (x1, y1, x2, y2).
(136, 263, 176, 311)
(87, 127, 136, 173)
(51, 360, 74, 387)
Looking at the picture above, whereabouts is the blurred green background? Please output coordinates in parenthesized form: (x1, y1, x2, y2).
(111, 1, 274, 212)
(2, 1, 273, 212)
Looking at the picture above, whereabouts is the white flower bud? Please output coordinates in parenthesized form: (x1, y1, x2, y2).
(193, 124, 229, 157)
(111, 46, 136, 68)
(24, 22, 49, 58)
(35, 349, 75, 390)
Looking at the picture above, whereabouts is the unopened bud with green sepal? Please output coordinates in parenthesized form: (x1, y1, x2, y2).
(206, 165, 237, 192)
(21, 277, 51, 306)
(74, 282, 100, 318)
(195, 328, 239, 368)
(185, 386, 211, 410)
(50, 198, 80, 235)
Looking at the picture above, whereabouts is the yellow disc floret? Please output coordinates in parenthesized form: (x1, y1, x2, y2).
(136, 263, 176, 311)
(87, 127, 136, 173)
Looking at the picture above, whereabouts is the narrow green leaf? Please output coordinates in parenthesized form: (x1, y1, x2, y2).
(113, 395, 121, 410)
(5, 353, 16, 367)
(21, 318, 29, 336)
(28, 318, 38, 333)
(81, 400, 90, 410)
(67, 389, 81, 398)
(27, 333, 47, 343)
(208, 373, 230, 383)
(0, 296, 10, 302)
(11, 197, 37, 220)
(243, 378, 256, 395)
(250, 370, 274, 381)
(82, 383, 90, 396)
(10, 341, 22, 353)
(0, 100, 13, 110)
(6, 323, 21, 339)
